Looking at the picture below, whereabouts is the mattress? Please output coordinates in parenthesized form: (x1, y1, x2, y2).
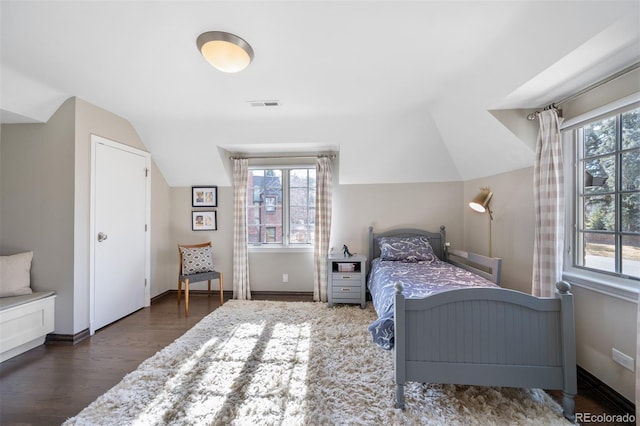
(367, 258, 498, 350)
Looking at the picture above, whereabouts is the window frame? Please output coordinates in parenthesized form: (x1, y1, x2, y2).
(247, 163, 316, 252)
(561, 93, 640, 302)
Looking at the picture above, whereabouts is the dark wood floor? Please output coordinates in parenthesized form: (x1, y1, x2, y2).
(0, 292, 633, 425)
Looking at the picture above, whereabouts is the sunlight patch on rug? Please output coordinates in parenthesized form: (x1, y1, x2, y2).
(64, 300, 570, 426)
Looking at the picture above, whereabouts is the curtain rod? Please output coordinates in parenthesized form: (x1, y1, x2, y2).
(229, 154, 336, 160)
(526, 61, 640, 120)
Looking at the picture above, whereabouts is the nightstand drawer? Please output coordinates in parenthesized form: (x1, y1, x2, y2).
(332, 273, 361, 281)
(332, 281, 361, 289)
(332, 285, 361, 299)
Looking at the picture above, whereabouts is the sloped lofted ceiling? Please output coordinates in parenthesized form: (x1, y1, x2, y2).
(1, 1, 639, 186)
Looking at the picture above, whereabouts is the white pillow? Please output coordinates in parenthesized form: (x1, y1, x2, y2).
(0, 251, 34, 297)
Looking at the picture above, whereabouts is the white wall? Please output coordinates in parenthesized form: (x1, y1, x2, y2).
(170, 186, 233, 293)
(73, 98, 155, 333)
(332, 181, 464, 255)
(0, 125, 2, 244)
(1, 98, 76, 334)
(573, 286, 637, 400)
(150, 161, 173, 297)
(0, 97, 172, 335)
(167, 178, 463, 294)
(463, 167, 535, 294)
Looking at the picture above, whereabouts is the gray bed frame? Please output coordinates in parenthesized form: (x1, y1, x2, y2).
(368, 226, 577, 422)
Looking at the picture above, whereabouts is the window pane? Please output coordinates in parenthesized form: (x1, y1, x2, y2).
(290, 187, 308, 207)
(290, 168, 314, 244)
(581, 232, 616, 273)
(290, 206, 309, 243)
(574, 106, 640, 279)
(290, 182, 309, 242)
(290, 230, 310, 244)
(266, 172, 282, 192)
(584, 155, 615, 194)
(247, 203, 260, 244)
(264, 195, 277, 213)
(583, 195, 614, 231)
(263, 206, 281, 225)
(621, 150, 639, 191)
(309, 169, 316, 187)
(248, 224, 260, 244)
(621, 193, 640, 232)
(584, 116, 616, 157)
(248, 169, 283, 244)
(289, 206, 308, 225)
(622, 235, 640, 278)
(247, 166, 315, 246)
(622, 108, 640, 150)
(290, 228, 310, 244)
(290, 169, 308, 187)
(265, 227, 277, 243)
(308, 207, 315, 224)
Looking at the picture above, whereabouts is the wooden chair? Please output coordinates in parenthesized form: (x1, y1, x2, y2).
(178, 242, 223, 316)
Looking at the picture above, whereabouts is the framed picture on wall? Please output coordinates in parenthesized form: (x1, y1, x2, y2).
(192, 186, 217, 207)
(192, 211, 217, 231)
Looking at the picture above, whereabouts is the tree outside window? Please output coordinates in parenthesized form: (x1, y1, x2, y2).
(576, 107, 639, 278)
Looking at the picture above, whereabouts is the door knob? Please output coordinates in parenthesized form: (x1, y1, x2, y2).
(97, 232, 108, 242)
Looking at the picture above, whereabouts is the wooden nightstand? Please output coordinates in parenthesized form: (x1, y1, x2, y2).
(327, 254, 366, 308)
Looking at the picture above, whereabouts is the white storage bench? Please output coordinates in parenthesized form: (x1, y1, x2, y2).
(0, 291, 56, 362)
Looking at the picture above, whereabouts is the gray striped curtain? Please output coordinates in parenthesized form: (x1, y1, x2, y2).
(232, 158, 251, 300)
(314, 156, 333, 302)
(532, 109, 564, 297)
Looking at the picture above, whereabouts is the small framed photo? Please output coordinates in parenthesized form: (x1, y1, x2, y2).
(192, 186, 217, 207)
(192, 211, 217, 231)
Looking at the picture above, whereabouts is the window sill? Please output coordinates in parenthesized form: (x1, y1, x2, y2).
(248, 245, 313, 254)
(562, 269, 639, 303)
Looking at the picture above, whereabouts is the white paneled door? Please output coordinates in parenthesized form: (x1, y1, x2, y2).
(91, 135, 150, 333)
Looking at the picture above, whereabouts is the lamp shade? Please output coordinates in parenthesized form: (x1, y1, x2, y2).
(197, 31, 254, 73)
(469, 189, 493, 213)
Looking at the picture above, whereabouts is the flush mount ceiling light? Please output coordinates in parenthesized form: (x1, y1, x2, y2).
(196, 31, 254, 73)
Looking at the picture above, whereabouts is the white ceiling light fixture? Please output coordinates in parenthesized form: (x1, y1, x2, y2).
(196, 31, 254, 73)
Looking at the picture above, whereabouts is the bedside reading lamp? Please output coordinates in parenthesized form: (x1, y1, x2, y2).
(469, 187, 494, 257)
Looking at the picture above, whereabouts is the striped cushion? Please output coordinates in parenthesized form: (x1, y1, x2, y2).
(180, 246, 214, 275)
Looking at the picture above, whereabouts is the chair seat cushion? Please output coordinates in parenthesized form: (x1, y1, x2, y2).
(180, 246, 214, 275)
(179, 270, 220, 281)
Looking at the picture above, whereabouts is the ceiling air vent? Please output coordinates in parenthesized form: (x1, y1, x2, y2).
(248, 100, 280, 107)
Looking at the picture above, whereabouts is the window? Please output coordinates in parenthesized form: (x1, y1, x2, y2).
(247, 167, 316, 246)
(571, 105, 639, 280)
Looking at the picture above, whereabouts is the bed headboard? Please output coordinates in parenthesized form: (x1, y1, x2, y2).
(368, 225, 447, 267)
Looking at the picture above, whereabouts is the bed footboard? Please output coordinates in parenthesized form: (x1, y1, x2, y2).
(394, 281, 576, 422)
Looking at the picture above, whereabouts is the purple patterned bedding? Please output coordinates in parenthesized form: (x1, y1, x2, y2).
(367, 257, 498, 350)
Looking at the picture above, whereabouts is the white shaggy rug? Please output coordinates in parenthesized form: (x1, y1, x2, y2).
(64, 300, 570, 425)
